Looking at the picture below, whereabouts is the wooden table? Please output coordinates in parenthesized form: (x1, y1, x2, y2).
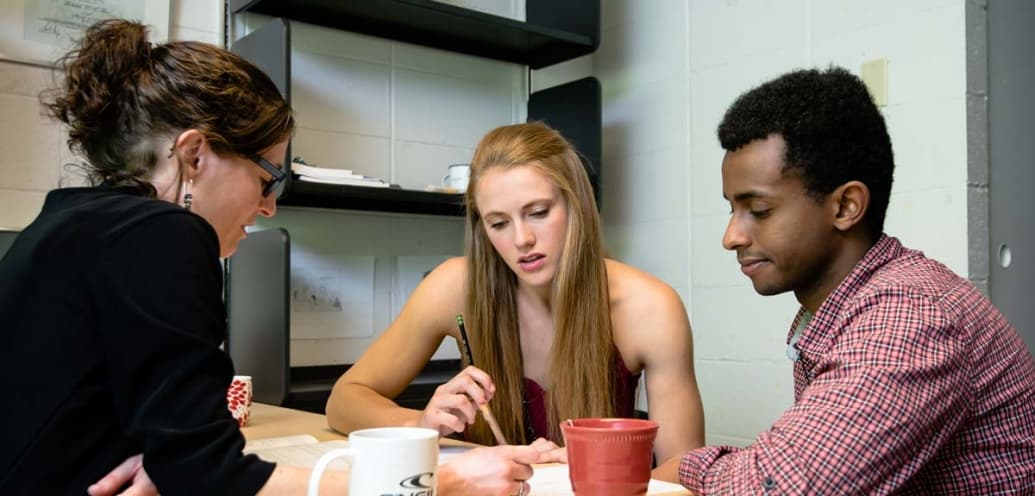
(241, 402, 345, 442)
(241, 403, 690, 495)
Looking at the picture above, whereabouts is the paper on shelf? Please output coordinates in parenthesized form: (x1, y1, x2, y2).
(423, 184, 463, 194)
(298, 174, 391, 188)
(291, 161, 355, 179)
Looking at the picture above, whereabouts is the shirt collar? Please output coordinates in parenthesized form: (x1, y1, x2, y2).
(786, 234, 904, 358)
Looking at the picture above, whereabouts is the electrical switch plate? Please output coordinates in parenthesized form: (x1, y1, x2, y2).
(861, 58, 888, 107)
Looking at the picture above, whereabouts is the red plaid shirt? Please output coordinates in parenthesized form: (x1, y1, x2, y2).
(680, 235, 1035, 494)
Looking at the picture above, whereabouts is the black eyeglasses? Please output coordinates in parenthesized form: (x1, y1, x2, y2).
(250, 155, 287, 197)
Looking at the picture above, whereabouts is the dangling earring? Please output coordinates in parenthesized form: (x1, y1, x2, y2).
(182, 179, 193, 211)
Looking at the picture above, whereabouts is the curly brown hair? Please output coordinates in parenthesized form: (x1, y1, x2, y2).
(41, 18, 294, 196)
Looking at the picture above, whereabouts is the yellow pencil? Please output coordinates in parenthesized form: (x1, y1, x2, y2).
(456, 314, 509, 446)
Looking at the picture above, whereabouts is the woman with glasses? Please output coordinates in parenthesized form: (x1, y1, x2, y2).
(0, 19, 538, 495)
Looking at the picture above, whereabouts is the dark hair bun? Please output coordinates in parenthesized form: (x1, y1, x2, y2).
(44, 19, 153, 159)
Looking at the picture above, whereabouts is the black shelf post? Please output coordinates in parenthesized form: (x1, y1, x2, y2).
(229, 17, 296, 199)
(528, 77, 603, 210)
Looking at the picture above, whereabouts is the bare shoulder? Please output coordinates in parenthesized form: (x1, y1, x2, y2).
(604, 259, 685, 316)
(398, 256, 467, 339)
(425, 256, 466, 287)
(605, 259, 692, 367)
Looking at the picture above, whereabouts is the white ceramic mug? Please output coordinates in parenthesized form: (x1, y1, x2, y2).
(308, 427, 439, 496)
(442, 163, 471, 191)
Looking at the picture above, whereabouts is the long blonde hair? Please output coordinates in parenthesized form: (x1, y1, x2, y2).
(463, 122, 616, 445)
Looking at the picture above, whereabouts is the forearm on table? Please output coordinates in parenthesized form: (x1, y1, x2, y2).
(649, 405, 704, 464)
(326, 383, 424, 433)
(643, 369, 705, 463)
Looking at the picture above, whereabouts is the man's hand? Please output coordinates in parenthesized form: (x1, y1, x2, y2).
(87, 454, 158, 496)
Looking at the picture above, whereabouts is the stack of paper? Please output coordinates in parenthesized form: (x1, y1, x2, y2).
(243, 435, 472, 468)
(292, 159, 389, 188)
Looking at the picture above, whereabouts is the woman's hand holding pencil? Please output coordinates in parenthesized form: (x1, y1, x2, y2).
(456, 315, 509, 446)
(417, 364, 499, 437)
(414, 315, 510, 446)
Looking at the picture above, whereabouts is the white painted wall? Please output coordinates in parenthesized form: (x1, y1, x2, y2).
(0, 0, 971, 447)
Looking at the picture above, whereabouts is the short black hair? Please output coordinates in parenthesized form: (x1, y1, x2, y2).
(717, 66, 894, 235)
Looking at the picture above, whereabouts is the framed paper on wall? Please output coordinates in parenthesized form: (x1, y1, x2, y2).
(0, 0, 169, 67)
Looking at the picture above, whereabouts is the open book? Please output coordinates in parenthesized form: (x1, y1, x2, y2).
(243, 434, 350, 469)
(243, 435, 687, 495)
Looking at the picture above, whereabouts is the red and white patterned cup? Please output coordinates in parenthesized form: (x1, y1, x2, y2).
(227, 375, 253, 427)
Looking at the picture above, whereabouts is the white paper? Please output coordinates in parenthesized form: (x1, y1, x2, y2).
(298, 175, 390, 187)
(290, 254, 375, 339)
(438, 444, 473, 464)
(243, 434, 319, 451)
(291, 161, 354, 178)
(242, 435, 473, 470)
(527, 465, 687, 496)
(245, 438, 351, 469)
(0, 0, 168, 65)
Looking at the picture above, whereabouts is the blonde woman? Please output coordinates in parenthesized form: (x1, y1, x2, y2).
(327, 122, 704, 480)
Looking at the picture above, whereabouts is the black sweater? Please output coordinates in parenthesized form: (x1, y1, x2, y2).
(0, 186, 274, 495)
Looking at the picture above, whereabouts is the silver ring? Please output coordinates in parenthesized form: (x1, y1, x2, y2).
(517, 482, 527, 496)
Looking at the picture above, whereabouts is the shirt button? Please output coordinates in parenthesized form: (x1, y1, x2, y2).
(763, 477, 776, 489)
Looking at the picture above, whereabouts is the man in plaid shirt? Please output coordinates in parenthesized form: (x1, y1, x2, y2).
(673, 67, 1035, 494)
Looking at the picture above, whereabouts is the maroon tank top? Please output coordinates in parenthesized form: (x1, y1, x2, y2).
(523, 351, 641, 442)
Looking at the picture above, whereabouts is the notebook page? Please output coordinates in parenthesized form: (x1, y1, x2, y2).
(527, 465, 687, 495)
(242, 437, 474, 470)
(245, 439, 351, 469)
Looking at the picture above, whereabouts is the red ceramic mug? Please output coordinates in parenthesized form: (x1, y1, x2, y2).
(561, 417, 659, 496)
